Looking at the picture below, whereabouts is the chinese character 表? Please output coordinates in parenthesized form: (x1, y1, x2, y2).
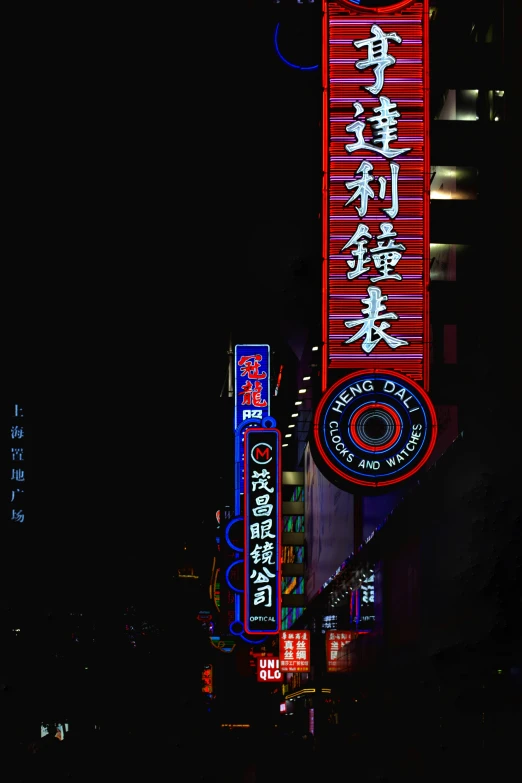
(344, 285, 409, 353)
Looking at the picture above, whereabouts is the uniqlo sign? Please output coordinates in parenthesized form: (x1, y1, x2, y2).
(279, 630, 311, 673)
(326, 630, 353, 673)
(257, 656, 282, 683)
(244, 427, 281, 635)
(322, 0, 430, 385)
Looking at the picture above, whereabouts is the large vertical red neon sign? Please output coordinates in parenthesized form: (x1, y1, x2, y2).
(313, 1, 435, 492)
(321, 0, 430, 391)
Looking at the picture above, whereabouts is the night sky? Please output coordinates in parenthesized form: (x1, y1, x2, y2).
(5, 2, 323, 594)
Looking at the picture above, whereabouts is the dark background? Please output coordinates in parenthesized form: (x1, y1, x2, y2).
(4, 6, 521, 778)
(5, 2, 323, 594)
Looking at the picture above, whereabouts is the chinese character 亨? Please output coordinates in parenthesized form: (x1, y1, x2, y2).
(353, 24, 402, 96)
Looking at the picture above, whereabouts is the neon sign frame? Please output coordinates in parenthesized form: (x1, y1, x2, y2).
(321, 0, 430, 390)
(244, 426, 282, 635)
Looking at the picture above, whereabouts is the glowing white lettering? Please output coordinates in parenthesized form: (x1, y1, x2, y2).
(358, 459, 380, 470)
(328, 422, 355, 462)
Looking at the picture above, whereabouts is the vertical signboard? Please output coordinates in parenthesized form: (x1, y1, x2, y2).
(235, 345, 271, 503)
(314, 1, 436, 492)
(326, 630, 353, 672)
(10, 402, 28, 525)
(244, 426, 281, 635)
(359, 571, 376, 624)
(279, 630, 311, 673)
(201, 664, 213, 695)
(322, 0, 430, 385)
(234, 345, 270, 433)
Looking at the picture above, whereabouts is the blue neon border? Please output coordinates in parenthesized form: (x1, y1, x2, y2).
(321, 375, 431, 480)
(244, 427, 281, 635)
(234, 344, 270, 433)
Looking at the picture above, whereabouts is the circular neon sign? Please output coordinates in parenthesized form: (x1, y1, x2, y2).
(313, 370, 437, 491)
(337, 1, 415, 11)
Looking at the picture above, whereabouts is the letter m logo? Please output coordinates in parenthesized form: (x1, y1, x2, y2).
(255, 446, 271, 462)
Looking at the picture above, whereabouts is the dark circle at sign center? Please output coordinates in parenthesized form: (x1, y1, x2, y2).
(358, 410, 394, 445)
(348, 402, 402, 452)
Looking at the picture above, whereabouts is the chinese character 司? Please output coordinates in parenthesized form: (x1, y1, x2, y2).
(251, 573, 275, 608)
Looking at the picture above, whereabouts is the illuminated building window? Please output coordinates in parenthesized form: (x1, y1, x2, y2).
(435, 88, 505, 122)
(294, 546, 304, 564)
(283, 576, 304, 595)
(430, 166, 478, 200)
(283, 515, 304, 533)
(430, 243, 471, 282)
(282, 546, 304, 564)
(322, 615, 338, 633)
(283, 576, 297, 595)
(282, 606, 305, 631)
(282, 546, 294, 563)
(290, 485, 304, 502)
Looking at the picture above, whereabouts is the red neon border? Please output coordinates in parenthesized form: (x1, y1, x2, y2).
(279, 629, 311, 673)
(321, 0, 431, 392)
(243, 427, 282, 635)
(336, 1, 416, 12)
(313, 369, 438, 488)
(348, 402, 402, 452)
(422, 0, 431, 391)
(321, 1, 329, 394)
